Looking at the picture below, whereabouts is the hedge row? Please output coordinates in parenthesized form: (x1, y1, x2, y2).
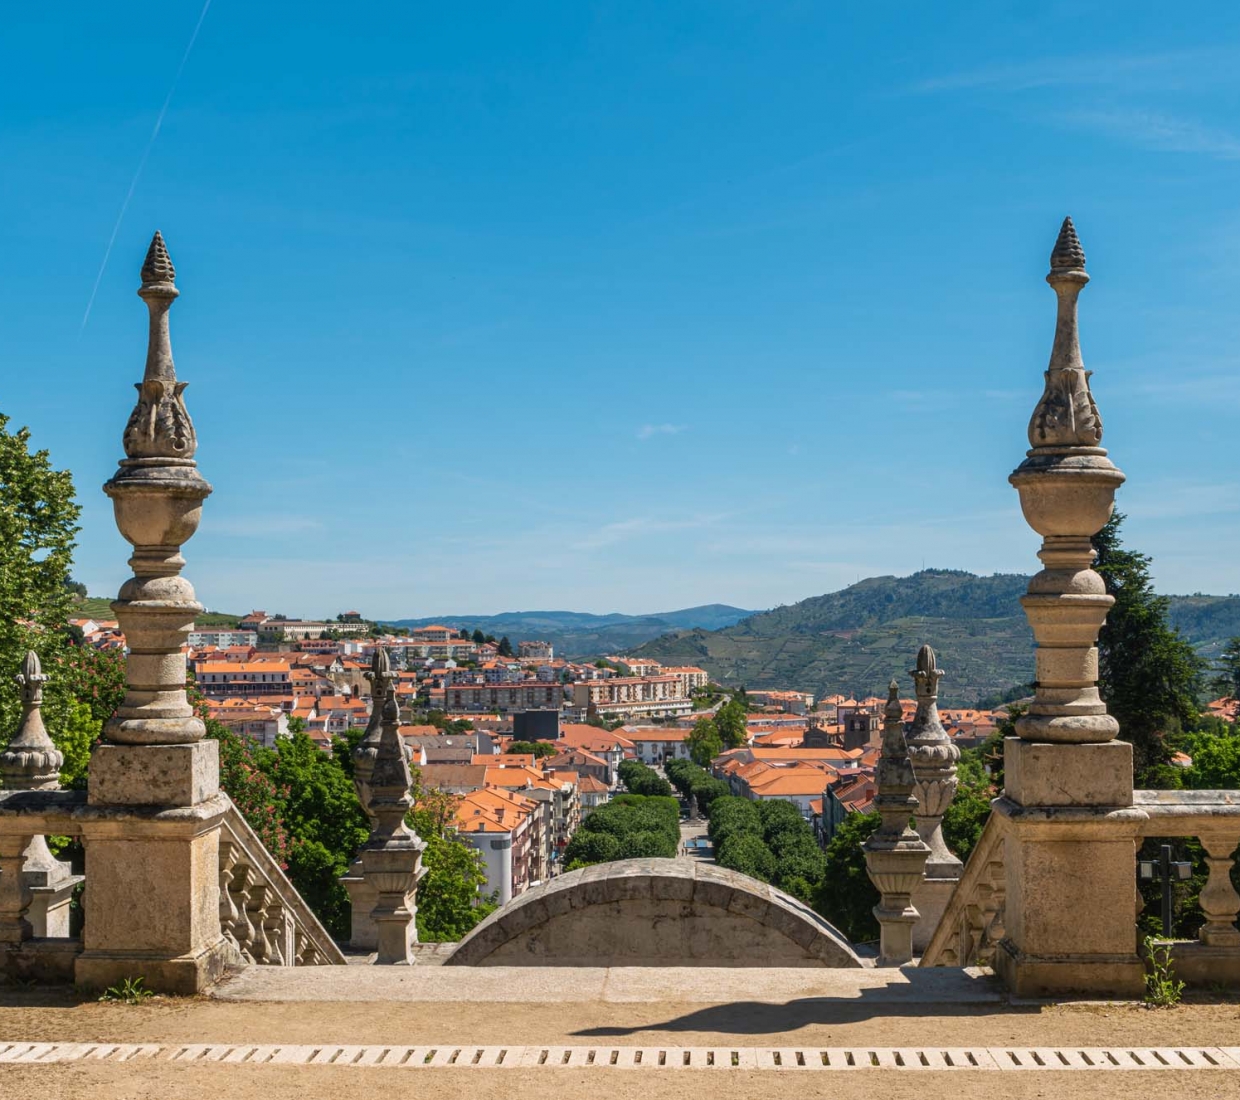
(561, 793, 680, 868)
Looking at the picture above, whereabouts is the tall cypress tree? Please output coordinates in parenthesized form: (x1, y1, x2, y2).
(1094, 512, 1202, 782)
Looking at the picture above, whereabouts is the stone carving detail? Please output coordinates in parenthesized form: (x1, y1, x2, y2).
(1009, 217, 1126, 744)
(905, 646, 963, 876)
(218, 807, 344, 966)
(356, 653, 426, 964)
(102, 231, 213, 748)
(0, 654, 82, 944)
(1027, 218, 1102, 449)
(0, 652, 62, 789)
(863, 679, 930, 965)
(121, 232, 198, 461)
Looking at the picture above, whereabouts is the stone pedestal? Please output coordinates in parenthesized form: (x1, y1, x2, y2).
(341, 865, 378, 950)
(88, 742, 219, 808)
(994, 738, 1145, 997)
(74, 796, 238, 994)
(912, 875, 958, 954)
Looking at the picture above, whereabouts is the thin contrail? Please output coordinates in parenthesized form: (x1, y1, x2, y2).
(81, 0, 213, 330)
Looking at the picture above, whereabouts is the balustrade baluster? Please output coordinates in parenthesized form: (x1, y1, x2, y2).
(264, 901, 287, 965)
(230, 861, 257, 962)
(248, 882, 273, 963)
(218, 840, 241, 951)
(1197, 831, 1240, 948)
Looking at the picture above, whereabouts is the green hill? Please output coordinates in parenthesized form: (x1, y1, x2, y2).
(632, 571, 1240, 707)
(73, 596, 241, 629)
(385, 605, 755, 659)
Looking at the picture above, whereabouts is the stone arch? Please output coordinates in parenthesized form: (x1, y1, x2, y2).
(445, 858, 861, 967)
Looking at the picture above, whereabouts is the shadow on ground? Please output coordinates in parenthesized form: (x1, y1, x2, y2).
(574, 997, 1034, 1036)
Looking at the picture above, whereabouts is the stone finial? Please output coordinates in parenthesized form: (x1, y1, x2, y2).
(863, 678, 929, 965)
(905, 646, 962, 877)
(0, 651, 63, 790)
(358, 648, 426, 965)
(1026, 217, 1100, 450)
(1009, 217, 1125, 745)
(122, 231, 196, 460)
(1049, 215, 1086, 272)
(141, 230, 177, 289)
(354, 648, 400, 826)
(100, 231, 213, 755)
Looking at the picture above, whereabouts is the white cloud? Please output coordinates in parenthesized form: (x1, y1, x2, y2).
(912, 49, 1230, 95)
(1064, 109, 1240, 161)
(636, 423, 686, 441)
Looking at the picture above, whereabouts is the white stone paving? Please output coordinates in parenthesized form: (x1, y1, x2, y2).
(2, 1041, 1238, 1071)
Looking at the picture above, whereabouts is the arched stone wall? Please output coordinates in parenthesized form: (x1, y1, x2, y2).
(445, 858, 861, 967)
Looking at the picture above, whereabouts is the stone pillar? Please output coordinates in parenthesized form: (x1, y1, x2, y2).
(76, 232, 235, 995)
(0, 653, 83, 940)
(995, 217, 1145, 997)
(353, 648, 425, 963)
(906, 646, 964, 952)
(864, 680, 930, 965)
(341, 649, 390, 950)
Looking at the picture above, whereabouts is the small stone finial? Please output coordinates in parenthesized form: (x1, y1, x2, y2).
(864, 674, 930, 966)
(357, 646, 426, 965)
(884, 679, 902, 724)
(905, 645, 962, 876)
(1049, 216, 1086, 273)
(140, 231, 177, 290)
(0, 651, 64, 791)
(912, 644, 943, 703)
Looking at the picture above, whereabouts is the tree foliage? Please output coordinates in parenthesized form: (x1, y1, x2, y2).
(813, 810, 880, 943)
(508, 740, 556, 759)
(687, 716, 723, 766)
(618, 759, 673, 797)
(409, 773, 497, 941)
(561, 794, 679, 867)
(1095, 512, 1204, 780)
(0, 415, 80, 742)
(714, 698, 748, 749)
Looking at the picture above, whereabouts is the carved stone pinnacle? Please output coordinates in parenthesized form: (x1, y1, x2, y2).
(1049, 216, 1086, 273)
(0, 651, 63, 790)
(1009, 218, 1125, 745)
(141, 230, 177, 290)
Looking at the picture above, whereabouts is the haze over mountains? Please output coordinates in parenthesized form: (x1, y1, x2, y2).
(632, 571, 1240, 707)
(385, 605, 755, 659)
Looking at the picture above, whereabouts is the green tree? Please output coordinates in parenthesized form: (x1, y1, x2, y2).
(409, 773, 498, 940)
(1211, 636, 1240, 704)
(562, 830, 622, 866)
(714, 698, 748, 750)
(497, 635, 514, 658)
(55, 700, 99, 790)
(715, 832, 776, 881)
(508, 740, 556, 759)
(1094, 512, 1204, 781)
(472, 629, 486, 645)
(687, 716, 722, 767)
(813, 810, 880, 942)
(0, 415, 81, 742)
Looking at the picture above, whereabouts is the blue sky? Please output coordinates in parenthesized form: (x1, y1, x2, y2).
(4, 2, 1240, 618)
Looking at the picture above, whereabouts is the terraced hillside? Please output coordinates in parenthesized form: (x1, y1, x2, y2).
(633, 571, 1240, 707)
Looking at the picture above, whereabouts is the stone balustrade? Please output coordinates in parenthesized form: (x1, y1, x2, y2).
(922, 791, 1240, 981)
(0, 785, 344, 982)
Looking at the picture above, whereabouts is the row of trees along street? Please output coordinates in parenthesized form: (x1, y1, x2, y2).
(4, 412, 1240, 945)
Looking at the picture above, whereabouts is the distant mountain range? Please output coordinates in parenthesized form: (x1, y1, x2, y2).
(630, 571, 1240, 707)
(384, 605, 757, 659)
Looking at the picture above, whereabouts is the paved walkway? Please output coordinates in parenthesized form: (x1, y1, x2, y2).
(2, 968, 1239, 1099)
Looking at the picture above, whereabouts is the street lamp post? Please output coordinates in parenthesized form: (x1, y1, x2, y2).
(1137, 844, 1193, 937)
